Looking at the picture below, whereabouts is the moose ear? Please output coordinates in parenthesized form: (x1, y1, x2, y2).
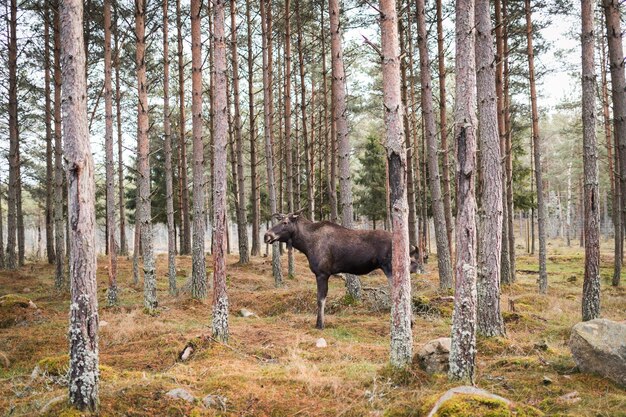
(290, 208, 306, 220)
(272, 213, 285, 221)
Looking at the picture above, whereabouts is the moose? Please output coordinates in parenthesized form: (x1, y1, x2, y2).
(264, 210, 421, 329)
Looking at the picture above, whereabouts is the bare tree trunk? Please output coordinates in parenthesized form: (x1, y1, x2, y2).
(0, 186, 4, 269)
(261, 0, 283, 286)
(581, 0, 601, 320)
(604, 0, 625, 287)
(525, 0, 548, 294)
(17, 163, 24, 267)
(246, 0, 260, 257)
(323, 7, 338, 224)
(449, 0, 478, 383)
(136, 0, 157, 311)
(190, 0, 207, 299)
(177, 0, 191, 256)
(114, 5, 127, 257)
(212, 0, 229, 342)
(329, 0, 361, 300)
(132, 220, 140, 285)
(229, 0, 249, 265)
(284, 0, 296, 278)
(53, 1, 65, 287)
(436, 0, 453, 255)
(44, 1, 55, 265)
(416, 0, 453, 289)
(566, 163, 572, 246)
(163, 0, 177, 295)
(475, 0, 505, 337)
(61, 0, 99, 409)
(6, 0, 18, 271)
(503, 0, 515, 281)
(379, 0, 412, 368)
(104, 0, 118, 306)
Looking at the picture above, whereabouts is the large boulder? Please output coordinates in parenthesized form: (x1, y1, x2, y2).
(414, 337, 451, 374)
(569, 319, 626, 386)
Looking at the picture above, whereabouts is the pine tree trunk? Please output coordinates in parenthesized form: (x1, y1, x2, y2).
(581, 0, 601, 319)
(436, 0, 453, 255)
(6, 0, 19, 271)
(261, 0, 283, 286)
(246, 0, 260, 257)
(44, 2, 55, 265)
(61, 0, 99, 409)
(104, 0, 118, 306)
(163, 0, 177, 295)
(17, 163, 24, 267)
(329, 0, 361, 300)
(53, 1, 65, 287)
(230, 0, 249, 265)
(190, 0, 207, 299)
(284, 0, 295, 278)
(525, 0, 548, 294)
(503, 0, 515, 282)
(212, 0, 230, 342)
(177, 0, 191, 256)
(0, 188, 4, 269)
(449, 0, 478, 383)
(136, 0, 157, 311)
(604, 0, 625, 287)
(379, 0, 412, 368)
(475, 0, 505, 337)
(113, 5, 127, 256)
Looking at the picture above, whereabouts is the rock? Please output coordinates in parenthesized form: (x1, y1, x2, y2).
(165, 388, 195, 403)
(239, 308, 256, 318)
(426, 386, 542, 417)
(569, 319, 626, 386)
(22, 288, 31, 293)
(557, 391, 581, 404)
(542, 375, 553, 385)
(202, 394, 227, 410)
(315, 338, 327, 348)
(414, 337, 451, 374)
(40, 394, 67, 414)
(534, 340, 549, 351)
(179, 345, 194, 361)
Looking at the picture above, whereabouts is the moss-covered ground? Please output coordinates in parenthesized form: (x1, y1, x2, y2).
(0, 239, 624, 416)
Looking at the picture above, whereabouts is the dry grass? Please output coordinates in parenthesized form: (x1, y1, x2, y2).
(0, 243, 624, 416)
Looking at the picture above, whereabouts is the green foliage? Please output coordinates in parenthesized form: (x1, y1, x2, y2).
(355, 134, 387, 226)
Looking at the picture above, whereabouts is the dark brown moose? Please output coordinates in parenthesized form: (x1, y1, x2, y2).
(264, 210, 421, 329)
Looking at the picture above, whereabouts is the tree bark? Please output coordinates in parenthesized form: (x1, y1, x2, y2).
(190, 0, 207, 299)
(53, 0, 65, 287)
(449, 0, 478, 383)
(261, 0, 283, 286)
(104, 0, 118, 306)
(44, 1, 55, 265)
(177, 0, 191, 256)
(604, 0, 625, 287)
(136, 0, 157, 311)
(230, 0, 249, 265)
(475, 0, 505, 337)
(284, 0, 295, 278)
(329, 0, 361, 300)
(380, 0, 412, 368)
(525, 0, 548, 293)
(164, 0, 177, 295)
(246, 0, 260, 257)
(416, 0, 453, 289)
(581, 0, 601, 320)
(60, 0, 99, 409)
(503, 0, 515, 281)
(114, 5, 127, 256)
(6, 0, 19, 271)
(436, 0, 453, 255)
(0, 186, 4, 268)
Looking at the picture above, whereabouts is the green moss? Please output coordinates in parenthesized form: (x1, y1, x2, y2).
(58, 408, 83, 417)
(0, 294, 32, 307)
(432, 394, 543, 417)
(38, 355, 69, 376)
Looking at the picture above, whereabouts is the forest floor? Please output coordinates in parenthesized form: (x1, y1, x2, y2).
(0, 240, 624, 416)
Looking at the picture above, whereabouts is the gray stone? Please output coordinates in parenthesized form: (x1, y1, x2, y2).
(569, 319, 626, 386)
(415, 337, 451, 374)
(239, 308, 256, 318)
(316, 338, 328, 348)
(426, 386, 511, 417)
(202, 394, 227, 410)
(165, 388, 195, 403)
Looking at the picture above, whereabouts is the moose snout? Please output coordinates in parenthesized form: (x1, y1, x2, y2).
(264, 231, 277, 244)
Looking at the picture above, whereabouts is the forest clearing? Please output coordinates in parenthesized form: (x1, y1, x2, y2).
(0, 242, 624, 416)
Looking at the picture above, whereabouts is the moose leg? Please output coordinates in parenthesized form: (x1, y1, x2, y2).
(315, 274, 329, 329)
